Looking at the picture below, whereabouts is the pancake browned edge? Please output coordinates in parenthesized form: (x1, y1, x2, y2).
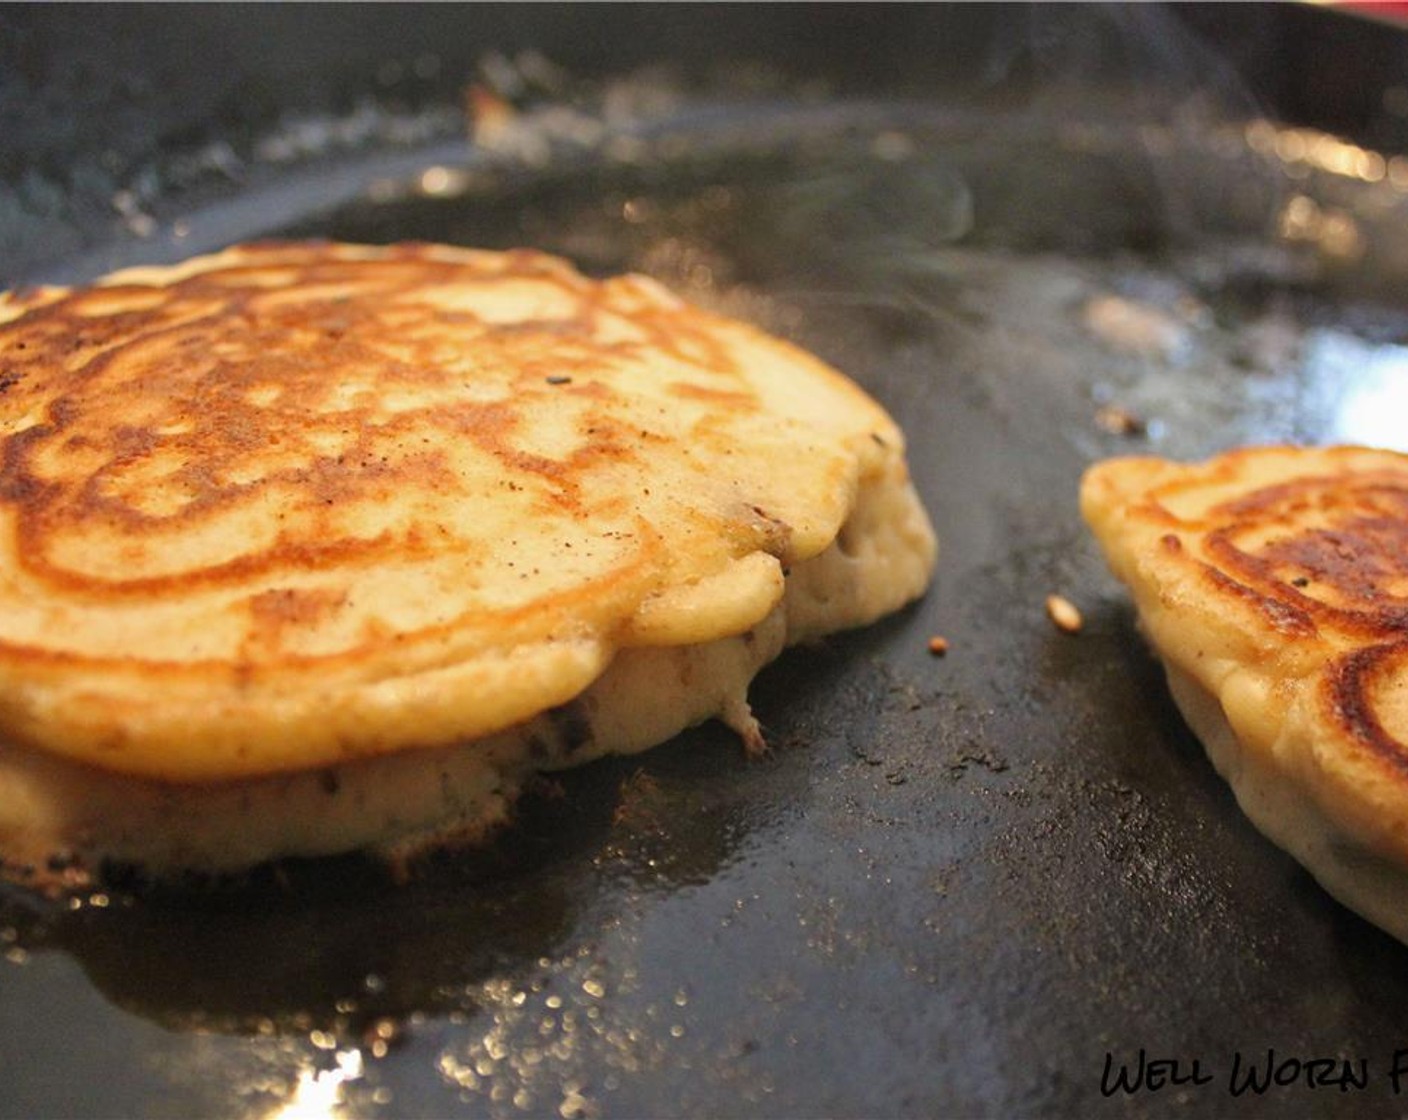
(0, 241, 936, 892)
(1082, 445, 1408, 946)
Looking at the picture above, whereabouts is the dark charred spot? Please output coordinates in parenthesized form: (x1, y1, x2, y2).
(0, 464, 51, 505)
(1201, 563, 1318, 639)
(1325, 642, 1408, 778)
(1208, 484, 1408, 636)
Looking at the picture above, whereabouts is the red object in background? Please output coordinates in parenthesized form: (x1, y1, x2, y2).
(1331, 1, 1408, 25)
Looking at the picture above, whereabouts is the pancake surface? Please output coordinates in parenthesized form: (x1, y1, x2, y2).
(0, 241, 936, 884)
(1082, 445, 1408, 944)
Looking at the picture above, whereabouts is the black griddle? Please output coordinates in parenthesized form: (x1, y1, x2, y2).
(6, 5, 1408, 1117)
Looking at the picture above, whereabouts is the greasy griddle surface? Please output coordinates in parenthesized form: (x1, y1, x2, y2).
(6, 104, 1408, 1119)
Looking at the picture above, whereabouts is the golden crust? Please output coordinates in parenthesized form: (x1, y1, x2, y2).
(0, 241, 931, 783)
(0, 457, 937, 887)
(1083, 445, 1408, 934)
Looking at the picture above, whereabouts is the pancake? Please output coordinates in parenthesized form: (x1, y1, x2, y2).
(0, 241, 936, 888)
(1082, 445, 1408, 945)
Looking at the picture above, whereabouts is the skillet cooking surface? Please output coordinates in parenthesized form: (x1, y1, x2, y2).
(7, 52, 1408, 1120)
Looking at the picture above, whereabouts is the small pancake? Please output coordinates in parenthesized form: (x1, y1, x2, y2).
(0, 241, 936, 886)
(1082, 445, 1408, 944)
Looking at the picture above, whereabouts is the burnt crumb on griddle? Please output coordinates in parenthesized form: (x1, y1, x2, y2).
(612, 768, 663, 828)
(885, 679, 925, 712)
(851, 741, 888, 766)
(1093, 403, 1148, 437)
(1045, 594, 1083, 634)
(947, 745, 1010, 780)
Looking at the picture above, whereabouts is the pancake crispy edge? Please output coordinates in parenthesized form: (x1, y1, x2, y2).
(0, 241, 937, 887)
(1082, 444, 1408, 943)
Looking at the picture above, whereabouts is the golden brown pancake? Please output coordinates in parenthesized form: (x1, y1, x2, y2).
(1082, 445, 1408, 944)
(0, 241, 936, 887)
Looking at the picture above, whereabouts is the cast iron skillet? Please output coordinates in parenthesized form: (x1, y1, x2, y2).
(5, 6, 1408, 1118)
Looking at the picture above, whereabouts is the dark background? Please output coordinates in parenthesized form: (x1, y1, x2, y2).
(4, 3, 1408, 279)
